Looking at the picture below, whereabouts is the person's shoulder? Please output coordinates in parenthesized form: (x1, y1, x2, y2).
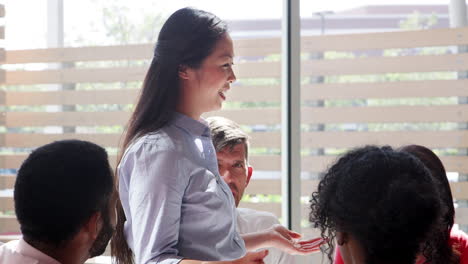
(124, 128, 186, 156)
(0, 240, 19, 252)
(237, 207, 280, 226)
(0, 240, 27, 263)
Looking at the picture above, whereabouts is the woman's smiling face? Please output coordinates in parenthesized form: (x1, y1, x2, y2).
(182, 33, 236, 116)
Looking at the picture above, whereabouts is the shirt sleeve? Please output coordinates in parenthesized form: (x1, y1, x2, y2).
(121, 142, 189, 264)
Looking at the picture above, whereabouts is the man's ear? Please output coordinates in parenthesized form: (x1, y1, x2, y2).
(246, 166, 253, 186)
(336, 231, 349, 246)
(83, 212, 102, 240)
(178, 65, 190, 80)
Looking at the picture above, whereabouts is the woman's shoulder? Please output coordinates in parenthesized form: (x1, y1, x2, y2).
(134, 128, 186, 151)
(120, 129, 187, 164)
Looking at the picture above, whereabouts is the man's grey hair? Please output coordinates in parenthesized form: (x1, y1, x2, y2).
(206, 116, 250, 161)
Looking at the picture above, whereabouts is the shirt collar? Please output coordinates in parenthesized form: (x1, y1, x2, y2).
(16, 238, 61, 264)
(172, 112, 211, 137)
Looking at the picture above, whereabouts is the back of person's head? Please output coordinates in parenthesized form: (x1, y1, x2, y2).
(309, 145, 443, 264)
(114, 8, 228, 264)
(15, 140, 114, 248)
(206, 116, 249, 160)
(399, 144, 459, 264)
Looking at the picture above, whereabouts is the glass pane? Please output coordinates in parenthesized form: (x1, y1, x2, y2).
(300, 1, 458, 263)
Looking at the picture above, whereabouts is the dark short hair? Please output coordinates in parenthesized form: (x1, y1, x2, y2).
(14, 140, 114, 246)
(309, 146, 443, 264)
(207, 116, 249, 161)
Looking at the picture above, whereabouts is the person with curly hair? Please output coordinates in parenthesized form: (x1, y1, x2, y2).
(309, 145, 443, 264)
(333, 144, 468, 264)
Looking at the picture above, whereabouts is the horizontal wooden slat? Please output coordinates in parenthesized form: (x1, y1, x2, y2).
(4, 38, 280, 64)
(303, 79, 468, 100)
(0, 197, 13, 211)
(3, 78, 468, 106)
(0, 154, 274, 171)
(6, 27, 468, 64)
(455, 208, 468, 225)
(304, 53, 468, 76)
(0, 154, 118, 169)
(0, 216, 19, 234)
(234, 38, 280, 57)
(6, 53, 468, 85)
(243, 155, 468, 174)
(0, 175, 15, 190)
(252, 155, 468, 174)
(302, 105, 468, 124)
(4, 90, 140, 105)
(303, 27, 468, 52)
(6, 44, 153, 64)
(0, 133, 123, 148)
(2, 85, 280, 106)
(4, 177, 463, 200)
(301, 155, 468, 174)
(5, 153, 467, 173)
(3, 109, 280, 127)
(4, 61, 279, 85)
(4, 111, 131, 127)
(3, 79, 468, 107)
(451, 182, 468, 200)
(5, 67, 148, 85)
(250, 130, 468, 149)
(300, 131, 468, 149)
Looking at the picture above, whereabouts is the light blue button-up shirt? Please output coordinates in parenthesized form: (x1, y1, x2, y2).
(118, 113, 246, 264)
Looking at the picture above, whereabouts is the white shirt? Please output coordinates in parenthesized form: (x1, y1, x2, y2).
(0, 238, 61, 264)
(119, 113, 245, 264)
(236, 208, 295, 264)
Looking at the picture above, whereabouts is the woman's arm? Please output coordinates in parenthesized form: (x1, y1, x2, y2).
(121, 143, 189, 264)
(241, 224, 324, 255)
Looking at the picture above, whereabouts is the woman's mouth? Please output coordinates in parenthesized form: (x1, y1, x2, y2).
(219, 91, 226, 100)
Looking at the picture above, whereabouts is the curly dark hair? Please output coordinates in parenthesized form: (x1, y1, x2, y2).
(400, 145, 459, 264)
(309, 145, 443, 264)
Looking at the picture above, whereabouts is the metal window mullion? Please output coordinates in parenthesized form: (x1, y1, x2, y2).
(281, 0, 301, 232)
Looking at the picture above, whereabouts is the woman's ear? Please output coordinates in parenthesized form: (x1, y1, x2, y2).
(178, 65, 190, 80)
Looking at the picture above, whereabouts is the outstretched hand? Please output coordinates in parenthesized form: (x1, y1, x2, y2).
(266, 224, 324, 255)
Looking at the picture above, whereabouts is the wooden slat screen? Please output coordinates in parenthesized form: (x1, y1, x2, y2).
(1, 26, 468, 244)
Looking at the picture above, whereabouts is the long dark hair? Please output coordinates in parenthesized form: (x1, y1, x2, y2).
(111, 7, 228, 264)
(309, 146, 443, 264)
(400, 145, 460, 264)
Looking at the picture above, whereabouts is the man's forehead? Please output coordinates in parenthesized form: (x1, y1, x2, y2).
(217, 144, 247, 159)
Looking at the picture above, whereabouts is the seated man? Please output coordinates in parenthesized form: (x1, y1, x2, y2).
(207, 117, 295, 264)
(309, 146, 443, 264)
(0, 140, 116, 264)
